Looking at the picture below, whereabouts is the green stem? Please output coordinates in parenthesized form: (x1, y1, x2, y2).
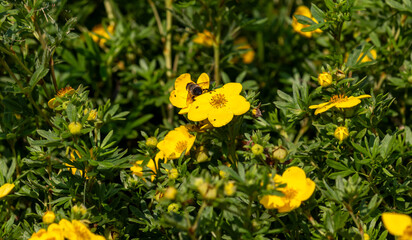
(213, 4, 222, 86)
(0, 45, 32, 76)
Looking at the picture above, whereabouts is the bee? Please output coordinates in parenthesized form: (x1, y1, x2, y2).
(186, 82, 204, 99)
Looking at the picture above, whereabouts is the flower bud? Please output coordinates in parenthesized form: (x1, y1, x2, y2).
(251, 144, 264, 155)
(224, 181, 236, 196)
(84, 109, 97, 121)
(318, 72, 332, 87)
(335, 70, 346, 80)
(146, 137, 158, 148)
(197, 182, 217, 200)
(72, 205, 87, 216)
(272, 146, 288, 163)
(408, 75, 412, 84)
(334, 126, 349, 141)
(68, 122, 82, 135)
(196, 146, 209, 163)
(168, 168, 179, 180)
(167, 203, 180, 213)
(164, 187, 177, 200)
(219, 170, 228, 178)
(42, 211, 55, 224)
(363, 233, 370, 240)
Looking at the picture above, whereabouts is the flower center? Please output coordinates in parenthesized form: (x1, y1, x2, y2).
(210, 93, 228, 109)
(175, 141, 188, 153)
(282, 186, 298, 201)
(329, 94, 348, 103)
(403, 225, 412, 240)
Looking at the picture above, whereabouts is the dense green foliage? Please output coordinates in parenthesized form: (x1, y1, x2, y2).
(0, 0, 411, 239)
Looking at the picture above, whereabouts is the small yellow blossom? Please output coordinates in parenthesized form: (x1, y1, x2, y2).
(0, 183, 15, 198)
(48, 86, 75, 109)
(66, 149, 88, 178)
(188, 82, 250, 127)
(318, 72, 332, 87)
(68, 122, 82, 135)
(334, 126, 349, 141)
(363, 233, 370, 240)
(260, 166, 315, 212)
(382, 213, 412, 240)
(194, 178, 205, 188)
(43, 211, 56, 224)
(169, 73, 210, 114)
(168, 203, 180, 213)
(130, 158, 158, 182)
(164, 187, 177, 200)
(168, 168, 179, 180)
(219, 170, 228, 178)
(224, 181, 236, 196)
(309, 94, 371, 115)
(251, 144, 264, 155)
(84, 109, 97, 121)
(193, 30, 215, 47)
(292, 6, 322, 38)
(146, 137, 158, 148)
(91, 24, 115, 48)
(233, 37, 255, 64)
(156, 125, 196, 161)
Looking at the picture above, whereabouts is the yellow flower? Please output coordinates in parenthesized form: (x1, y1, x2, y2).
(309, 94, 371, 115)
(219, 170, 228, 178)
(260, 166, 315, 212)
(156, 125, 196, 161)
(48, 86, 75, 109)
(130, 158, 158, 182)
(363, 233, 370, 240)
(68, 122, 82, 135)
(0, 183, 14, 198)
(43, 211, 56, 224)
(29, 226, 64, 240)
(382, 212, 412, 240)
(84, 109, 97, 121)
(66, 149, 88, 178)
(91, 24, 115, 48)
(164, 186, 177, 200)
(168, 168, 179, 180)
(169, 73, 210, 114)
(233, 37, 255, 64)
(292, 6, 322, 38)
(334, 126, 349, 141)
(224, 181, 236, 196)
(193, 30, 215, 47)
(318, 72, 332, 87)
(187, 82, 250, 127)
(359, 49, 377, 62)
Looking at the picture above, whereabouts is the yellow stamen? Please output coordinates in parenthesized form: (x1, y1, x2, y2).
(210, 93, 228, 109)
(329, 94, 348, 103)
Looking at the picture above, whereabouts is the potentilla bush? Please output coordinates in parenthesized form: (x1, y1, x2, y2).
(0, 0, 411, 240)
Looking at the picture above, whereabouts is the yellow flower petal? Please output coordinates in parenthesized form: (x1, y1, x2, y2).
(196, 73, 210, 90)
(335, 98, 361, 108)
(314, 103, 337, 115)
(299, 179, 316, 201)
(309, 102, 330, 109)
(221, 82, 243, 96)
(188, 95, 212, 121)
(227, 95, 250, 115)
(169, 90, 188, 109)
(174, 73, 193, 93)
(382, 213, 412, 236)
(208, 107, 234, 127)
(0, 183, 15, 198)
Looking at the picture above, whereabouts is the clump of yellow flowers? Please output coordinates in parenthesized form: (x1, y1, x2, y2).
(29, 218, 105, 240)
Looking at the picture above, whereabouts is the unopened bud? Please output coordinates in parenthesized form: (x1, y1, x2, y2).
(272, 146, 288, 163)
(334, 126, 349, 141)
(318, 72, 332, 87)
(42, 211, 55, 224)
(251, 144, 264, 155)
(68, 122, 82, 135)
(146, 137, 158, 148)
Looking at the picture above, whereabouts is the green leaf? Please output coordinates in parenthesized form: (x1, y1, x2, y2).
(295, 15, 315, 25)
(326, 159, 349, 171)
(302, 22, 325, 32)
(29, 66, 49, 90)
(310, 3, 325, 22)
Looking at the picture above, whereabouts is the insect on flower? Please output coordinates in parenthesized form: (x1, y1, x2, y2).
(186, 82, 207, 100)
